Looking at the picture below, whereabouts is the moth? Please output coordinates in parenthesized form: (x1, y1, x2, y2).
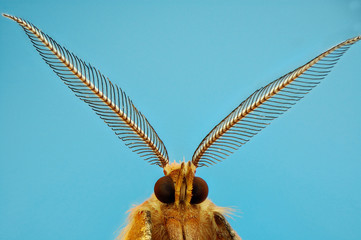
(4, 13, 360, 240)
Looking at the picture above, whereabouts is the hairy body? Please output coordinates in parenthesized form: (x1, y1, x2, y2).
(120, 194, 240, 240)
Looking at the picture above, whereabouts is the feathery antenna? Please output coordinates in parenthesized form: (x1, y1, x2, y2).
(192, 36, 361, 167)
(3, 13, 169, 167)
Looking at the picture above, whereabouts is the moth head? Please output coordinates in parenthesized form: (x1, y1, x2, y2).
(154, 161, 208, 205)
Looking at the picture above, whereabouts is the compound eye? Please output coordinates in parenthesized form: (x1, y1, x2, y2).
(191, 177, 208, 204)
(154, 176, 175, 204)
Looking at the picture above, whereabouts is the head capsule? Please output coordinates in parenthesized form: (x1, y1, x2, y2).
(154, 161, 208, 205)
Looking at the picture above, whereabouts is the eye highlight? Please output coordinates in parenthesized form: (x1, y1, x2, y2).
(191, 177, 208, 204)
(154, 176, 175, 204)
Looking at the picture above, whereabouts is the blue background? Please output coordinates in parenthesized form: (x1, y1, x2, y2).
(1, 1, 360, 240)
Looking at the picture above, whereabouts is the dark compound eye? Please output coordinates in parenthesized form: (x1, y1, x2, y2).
(154, 176, 175, 204)
(191, 177, 208, 204)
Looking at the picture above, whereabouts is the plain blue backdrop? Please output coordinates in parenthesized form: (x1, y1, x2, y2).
(1, 1, 361, 240)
